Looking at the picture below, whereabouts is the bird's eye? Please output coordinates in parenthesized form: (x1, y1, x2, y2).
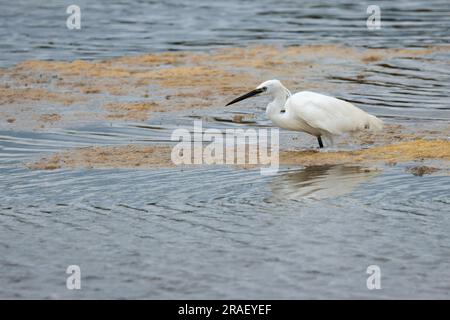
(262, 87, 267, 92)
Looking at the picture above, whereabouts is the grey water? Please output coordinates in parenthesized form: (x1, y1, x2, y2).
(1, 0, 449, 66)
(1, 0, 450, 299)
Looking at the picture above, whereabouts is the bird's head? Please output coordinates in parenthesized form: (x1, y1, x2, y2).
(225, 79, 284, 106)
(256, 79, 284, 94)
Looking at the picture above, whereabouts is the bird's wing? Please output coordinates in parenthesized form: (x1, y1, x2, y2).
(288, 92, 371, 135)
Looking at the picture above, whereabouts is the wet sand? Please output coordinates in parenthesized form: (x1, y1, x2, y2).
(27, 139, 450, 176)
(27, 145, 173, 170)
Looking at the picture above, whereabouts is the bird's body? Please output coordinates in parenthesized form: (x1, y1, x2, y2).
(226, 80, 383, 148)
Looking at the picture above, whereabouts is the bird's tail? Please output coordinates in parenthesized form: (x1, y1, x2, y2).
(366, 114, 383, 132)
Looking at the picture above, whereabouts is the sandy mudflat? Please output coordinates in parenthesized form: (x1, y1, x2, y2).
(2, 44, 450, 130)
(27, 145, 174, 170)
(1, 44, 449, 171)
(27, 139, 450, 176)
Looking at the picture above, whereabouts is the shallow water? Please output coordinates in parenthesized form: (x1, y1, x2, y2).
(1, 0, 449, 67)
(1, 0, 450, 299)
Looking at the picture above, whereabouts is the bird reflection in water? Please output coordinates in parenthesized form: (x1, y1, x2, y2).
(269, 165, 379, 200)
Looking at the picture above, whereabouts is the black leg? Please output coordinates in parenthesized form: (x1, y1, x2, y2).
(317, 136, 324, 148)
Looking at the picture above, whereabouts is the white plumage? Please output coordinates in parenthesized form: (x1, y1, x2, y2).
(226, 79, 383, 148)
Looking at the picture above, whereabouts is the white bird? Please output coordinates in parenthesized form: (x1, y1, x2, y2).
(226, 79, 383, 148)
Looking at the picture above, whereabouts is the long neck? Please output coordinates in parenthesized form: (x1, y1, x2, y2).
(266, 86, 291, 122)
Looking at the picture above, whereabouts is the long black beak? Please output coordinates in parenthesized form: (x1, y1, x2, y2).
(225, 88, 265, 106)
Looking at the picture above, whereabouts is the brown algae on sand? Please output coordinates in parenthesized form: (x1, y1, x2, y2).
(2, 44, 450, 128)
(37, 113, 62, 123)
(279, 139, 450, 166)
(104, 101, 163, 121)
(28, 145, 174, 170)
(27, 139, 450, 171)
(0, 85, 77, 105)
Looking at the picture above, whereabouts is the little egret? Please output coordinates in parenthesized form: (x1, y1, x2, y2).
(226, 79, 383, 148)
